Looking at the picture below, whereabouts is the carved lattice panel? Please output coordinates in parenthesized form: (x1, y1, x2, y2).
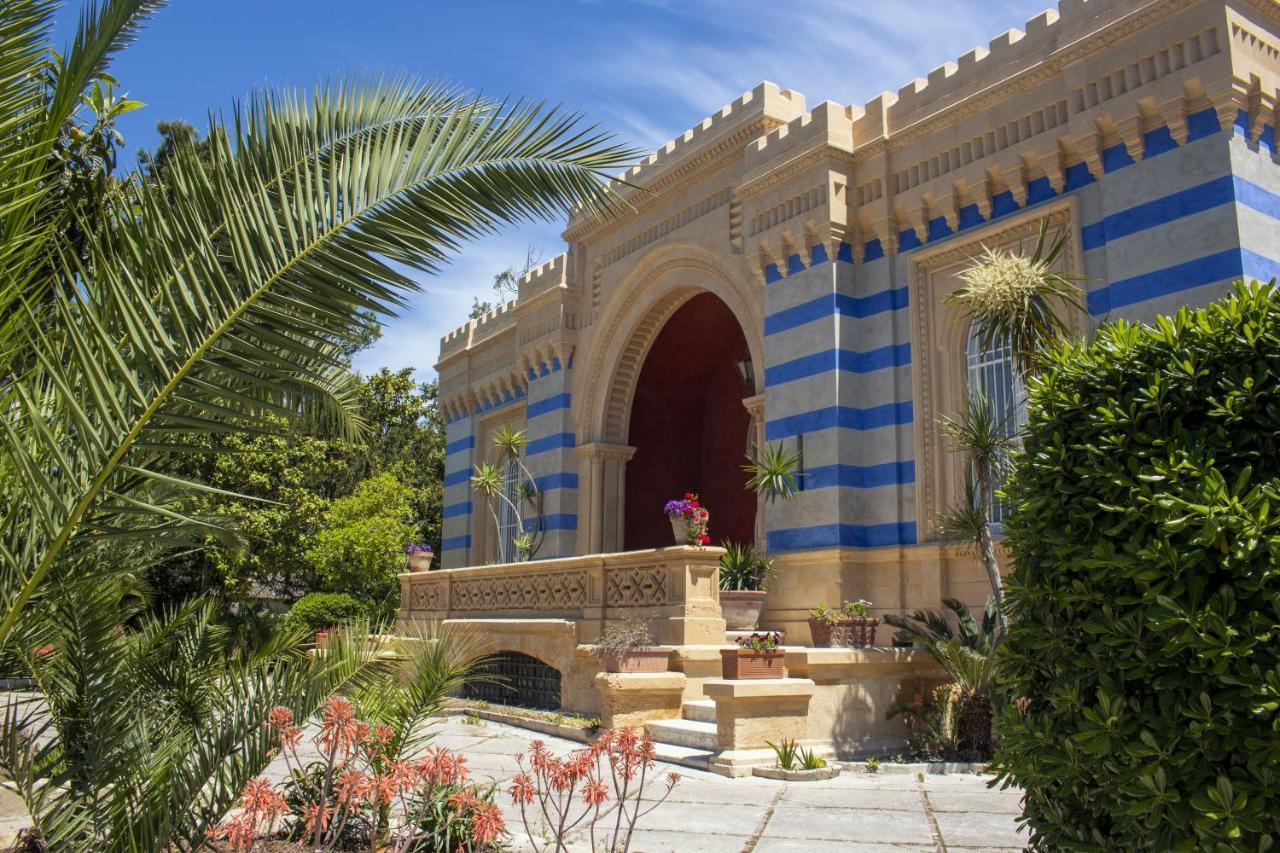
(605, 566, 669, 607)
(408, 581, 442, 611)
(451, 570, 590, 612)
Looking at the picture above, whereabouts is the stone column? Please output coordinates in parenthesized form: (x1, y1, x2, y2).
(741, 393, 767, 549)
(577, 442, 636, 553)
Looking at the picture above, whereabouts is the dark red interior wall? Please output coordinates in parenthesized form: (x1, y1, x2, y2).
(624, 292, 755, 550)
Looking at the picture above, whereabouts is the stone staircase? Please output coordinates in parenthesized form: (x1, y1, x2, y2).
(646, 699, 717, 752)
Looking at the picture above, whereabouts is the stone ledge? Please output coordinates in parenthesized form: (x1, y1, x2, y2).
(592, 671, 685, 691)
(703, 677, 815, 699)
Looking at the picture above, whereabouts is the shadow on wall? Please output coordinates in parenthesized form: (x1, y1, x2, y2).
(625, 292, 754, 550)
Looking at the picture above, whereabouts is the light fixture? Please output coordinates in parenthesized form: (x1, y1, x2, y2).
(735, 357, 755, 394)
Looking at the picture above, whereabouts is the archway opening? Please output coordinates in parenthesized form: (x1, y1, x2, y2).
(624, 292, 755, 550)
(461, 651, 562, 710)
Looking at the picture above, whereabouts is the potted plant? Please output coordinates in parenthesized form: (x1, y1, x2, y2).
(404, 542, 434, 572)
(591, 617, 668, 673)
(718, 541, 774, 631)
(721, 631, 784, 679)
(808, 599, 878, 647)
(663, 492, 710, 546)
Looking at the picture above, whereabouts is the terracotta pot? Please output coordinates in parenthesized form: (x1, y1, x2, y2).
(601, 647, 669, 674)
(808, 617, 879, 648)
(721, 648, 784, 679)
(315, 630, 329, 649)
(668, 514, 691, 545)
(720, 589, 767, 631)
(407, 552, 434, 572)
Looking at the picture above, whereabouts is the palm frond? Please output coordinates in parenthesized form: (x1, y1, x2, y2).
(0, 78, 637, 646)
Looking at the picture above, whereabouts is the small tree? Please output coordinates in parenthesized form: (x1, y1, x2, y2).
(940, 222, 1083, 613)
(306, 472, 417, 609)
(471, 426, 545, 562)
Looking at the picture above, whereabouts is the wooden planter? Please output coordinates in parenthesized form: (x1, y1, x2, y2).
(601, 647, 669, 674)
(721, 648, 784, 679)
(808, 617, 878, 648)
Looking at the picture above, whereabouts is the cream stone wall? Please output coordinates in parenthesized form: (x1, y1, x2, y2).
(436, 0, 1280, 628)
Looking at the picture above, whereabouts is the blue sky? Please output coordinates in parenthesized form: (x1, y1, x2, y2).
(59, 0, 1054, 378)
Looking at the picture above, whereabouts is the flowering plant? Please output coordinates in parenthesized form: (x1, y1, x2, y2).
(663, 491, 711, 546)
(735, 631, 783, 653)
(208, 697, 504, 851)
(809, 599, 874, 623)
(403, 543, 433, 555)
(509, 729, 679, 853)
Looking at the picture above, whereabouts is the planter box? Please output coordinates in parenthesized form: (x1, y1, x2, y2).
(752, 765, 841, 782)
(668, 515, 691, 545)
(601, 647, 669, 674)
(808, 617, 878, 648)
(721, 590, 767, 631)
(721, 648, 784, 679)
(407, 552, 434, 572)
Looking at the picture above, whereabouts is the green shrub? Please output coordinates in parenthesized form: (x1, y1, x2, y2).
(995, 282, 1280, 849)
(283, 592, 368, 634)
(306, 471, 416, 605)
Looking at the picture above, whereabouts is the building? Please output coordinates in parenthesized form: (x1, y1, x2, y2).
(402, 0, 1280, 769)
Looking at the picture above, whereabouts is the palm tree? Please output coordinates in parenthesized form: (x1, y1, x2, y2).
(0, 0, 636, 650)
(937, 392, 1017, 630)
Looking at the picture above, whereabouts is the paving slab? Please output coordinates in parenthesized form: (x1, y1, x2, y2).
(932, 808, 1030, 848)
(759, 802, 937, 845)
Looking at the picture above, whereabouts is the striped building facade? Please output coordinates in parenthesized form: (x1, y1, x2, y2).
(436, 0, 1280, 638)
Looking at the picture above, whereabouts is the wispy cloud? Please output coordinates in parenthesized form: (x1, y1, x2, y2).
(357, 0, 1055, 378)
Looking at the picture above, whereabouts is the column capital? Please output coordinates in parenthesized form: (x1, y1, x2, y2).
(576, 441, 637, 463)
(741, 393, 766, 420)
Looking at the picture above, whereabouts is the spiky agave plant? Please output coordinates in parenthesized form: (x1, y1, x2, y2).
(472, 425, 546, 561)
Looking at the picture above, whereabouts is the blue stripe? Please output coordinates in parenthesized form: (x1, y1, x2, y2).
(444, 469, 471, 487)
(765, 287, 909, 336)
(802, 461, 915, 490)
(765, 344, 911, 387)
(527, 432, 576, 455)
(1236, 177, 1280, 220)
(1088, 249, 1243, 314)
(442, 501, 472, 519)
(525, 513, 578, 532)
(533, 472, 579, 491)
(445, 435, 474, 455)
(1081, 175, 1236, 251)
(768, 522, 917, 551)
(1243, 248, 1280, 282)
(765, 401, 912, 440)
(527, 393, 571, 419)
(442, 535, 471, 551)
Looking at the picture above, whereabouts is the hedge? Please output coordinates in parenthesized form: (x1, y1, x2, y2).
(283, 592, 369, 635)
(995, 282, 1280, 849)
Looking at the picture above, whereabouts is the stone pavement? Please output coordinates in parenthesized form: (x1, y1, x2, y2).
(0, 714, 1028, 851)
(427, 716, 1028, 852)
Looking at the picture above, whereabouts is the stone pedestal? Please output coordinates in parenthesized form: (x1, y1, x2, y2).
(594, 671, 687, 731)
(704, 677, 816, 776)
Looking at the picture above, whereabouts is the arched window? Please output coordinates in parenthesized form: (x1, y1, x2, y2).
(965, 329, 1025, 525)
(494, 456, 521, 563)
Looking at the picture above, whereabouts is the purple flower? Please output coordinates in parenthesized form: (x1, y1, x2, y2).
(404, 543, 433, 555)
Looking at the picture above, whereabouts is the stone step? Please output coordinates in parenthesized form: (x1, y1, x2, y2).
(682, 699, 717, 724)
(646, 718, 718, 751)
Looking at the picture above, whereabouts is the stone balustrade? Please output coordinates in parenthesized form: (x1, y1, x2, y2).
(398, 545, 726, 646)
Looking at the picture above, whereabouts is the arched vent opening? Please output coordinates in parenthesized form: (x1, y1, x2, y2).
(461, 651, 562, 710)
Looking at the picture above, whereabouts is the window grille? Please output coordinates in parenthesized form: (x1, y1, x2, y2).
(965, 329, 1025, 524)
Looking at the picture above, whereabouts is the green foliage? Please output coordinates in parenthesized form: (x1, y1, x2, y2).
(865, 756, 880, 773)
(767, 738, 826, 771)
(994, 281, 1280, 849)
(284, 592, 370, 635)
(743, 441, 802, 503)
(306, 472, 417, 606)
(718, 540, 774, 591)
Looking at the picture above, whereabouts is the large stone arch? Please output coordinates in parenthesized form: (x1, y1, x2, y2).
(578, 244, 764, 446)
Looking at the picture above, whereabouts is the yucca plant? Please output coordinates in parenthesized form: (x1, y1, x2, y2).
(937, 391, 1018, 628)
(471, 426, 545, 561)
(946, 220, 1084, 378)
